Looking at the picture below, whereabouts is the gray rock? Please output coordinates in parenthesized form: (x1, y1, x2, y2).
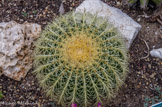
(0, 21, 41, 81)
(75, 0, 141, 48)
(150, 48, 162, 59)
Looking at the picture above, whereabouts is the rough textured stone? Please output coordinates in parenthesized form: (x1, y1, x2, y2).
(75, 0, 142, 48)
(150, 48, 162, 59)
(0, 21, 41, 81)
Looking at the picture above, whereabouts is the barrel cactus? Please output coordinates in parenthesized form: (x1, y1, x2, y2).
(128, 0, 162, 8)
(34, 12, 128, 107)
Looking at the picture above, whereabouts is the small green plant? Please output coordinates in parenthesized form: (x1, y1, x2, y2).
(144, 86, 161, 107)
(34, 12, 128, 107)
(33, 10, 37, 14)
(0, 91, 3, 99)
(128, 0, 162, 8)
(21, 12, 28, 17)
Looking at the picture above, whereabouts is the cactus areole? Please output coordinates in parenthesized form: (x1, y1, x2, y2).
(34, 12, 128, 107)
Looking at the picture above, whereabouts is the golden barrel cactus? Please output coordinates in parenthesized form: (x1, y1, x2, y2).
(34, 12, 128, 107)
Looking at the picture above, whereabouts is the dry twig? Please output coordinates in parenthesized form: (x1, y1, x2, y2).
(140, 38, 150, 59)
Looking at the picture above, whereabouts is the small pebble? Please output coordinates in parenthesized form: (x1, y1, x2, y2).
(116, 2, 121, 6)
(155, 31, 158, 35)
(137, 17, 141, 22)
(37, 88, 40, 91)
(148, 64, 151, 69)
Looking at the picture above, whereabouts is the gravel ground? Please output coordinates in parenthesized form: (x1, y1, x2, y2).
(0, 0, 161, 107)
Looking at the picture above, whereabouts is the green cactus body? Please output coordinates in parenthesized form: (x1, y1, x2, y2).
(128, 0, 162, 8)
(34, 12, 128, 107)
(152, 0, 162, 5)
(129, 0, 138, 4)
(140, 0, 149, 8)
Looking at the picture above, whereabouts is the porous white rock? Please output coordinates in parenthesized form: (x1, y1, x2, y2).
(75, 0, 142, 48)
(150, 48, 162, 59)
(0, 21, 41, 81)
